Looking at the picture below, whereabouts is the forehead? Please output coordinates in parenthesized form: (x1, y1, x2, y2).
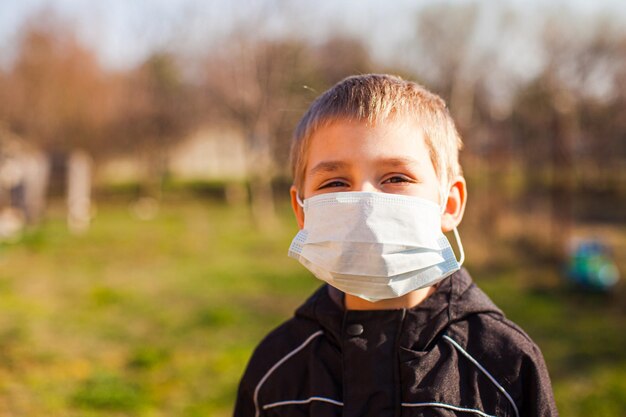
(305, 118, 432, 168)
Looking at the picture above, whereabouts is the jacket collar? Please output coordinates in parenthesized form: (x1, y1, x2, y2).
(295, 268, 503, 351)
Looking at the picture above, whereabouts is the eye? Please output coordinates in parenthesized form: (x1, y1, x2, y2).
(382, 175, 413, 184)
(319, 180, 348, 189)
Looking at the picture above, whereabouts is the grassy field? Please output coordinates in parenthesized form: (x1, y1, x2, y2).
(0, 196, 624, 416)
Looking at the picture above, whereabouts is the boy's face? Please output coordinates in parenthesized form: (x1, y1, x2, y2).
(290, 118, 466, 232)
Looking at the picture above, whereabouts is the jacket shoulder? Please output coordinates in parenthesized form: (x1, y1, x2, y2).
(456, 311, 542, 360)
(233, 314, 324, 417)
(447, 277, 546, 372)
(243, 315, 322, 389)
(447, 312, 558, 416)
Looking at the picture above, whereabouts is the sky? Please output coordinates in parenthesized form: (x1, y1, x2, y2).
(0, 0, 625, 71)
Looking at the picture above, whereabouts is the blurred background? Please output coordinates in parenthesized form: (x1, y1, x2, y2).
(0, 0, 624, 415)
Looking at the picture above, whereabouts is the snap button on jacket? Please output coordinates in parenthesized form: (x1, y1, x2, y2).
(234, 269, 559, 417)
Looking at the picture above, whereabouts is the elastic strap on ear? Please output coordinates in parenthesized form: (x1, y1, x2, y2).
(452, 227, 465, 266)
(296, 193, 304, 208)
(440, 186, 450, 215)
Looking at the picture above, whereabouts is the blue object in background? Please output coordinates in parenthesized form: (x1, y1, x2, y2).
(566, 239, 620, 291)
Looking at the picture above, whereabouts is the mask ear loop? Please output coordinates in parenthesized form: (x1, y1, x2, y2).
(452, 226, 465, 266)
(441, 187, 465, 267)
(296, 193, 304, 208)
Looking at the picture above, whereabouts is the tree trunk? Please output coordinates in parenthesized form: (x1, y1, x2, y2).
(246, 126, 278, 232)
(225, 182, 248, 206)
(550, 108, 576, 261)
(142, 146, 169, 201)
(67, 149, 93, 234)
(22, 150, 50, 225)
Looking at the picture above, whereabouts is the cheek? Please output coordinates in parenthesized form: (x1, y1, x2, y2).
(423, 166, 446, 203)
(298, 161, 315, 198)
(297, 172, 311, 198)
(302, 179, 315, 199)
(406, 165, 445, 203)
(414, 184, 443, 204)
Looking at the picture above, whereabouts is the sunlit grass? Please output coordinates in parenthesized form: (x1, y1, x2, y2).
(0, 197, 623, 416)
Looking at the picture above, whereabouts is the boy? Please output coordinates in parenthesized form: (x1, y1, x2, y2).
(234, 74, 558, 417)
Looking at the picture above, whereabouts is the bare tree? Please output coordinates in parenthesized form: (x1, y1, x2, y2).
(203, 35, 312, 229)
(112, 52, 197, 199)
(313, 36, 373, 86)
(509, 12, 626, 258)
(413, 3, 481, 129)
(6, 15, 115, 232)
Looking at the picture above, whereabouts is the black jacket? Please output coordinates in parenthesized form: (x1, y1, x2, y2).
(234, 269, 558, 417)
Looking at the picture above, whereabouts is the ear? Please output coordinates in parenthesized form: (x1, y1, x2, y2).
(290, 185, 305, 229)
(441, 176, 467, 232)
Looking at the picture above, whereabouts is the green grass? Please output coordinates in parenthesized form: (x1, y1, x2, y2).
(0, 197, 624, 416)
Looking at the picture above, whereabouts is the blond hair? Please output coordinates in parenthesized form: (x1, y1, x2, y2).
(290, 74, 463, 192)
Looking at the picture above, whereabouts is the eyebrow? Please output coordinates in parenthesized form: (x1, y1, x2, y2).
(308, 161, 350, 177)
(307, 157, 419, 177)
(376, 157, 420, 168)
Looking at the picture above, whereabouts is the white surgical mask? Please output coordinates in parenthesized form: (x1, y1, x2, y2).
(288, 191, 464, 302)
